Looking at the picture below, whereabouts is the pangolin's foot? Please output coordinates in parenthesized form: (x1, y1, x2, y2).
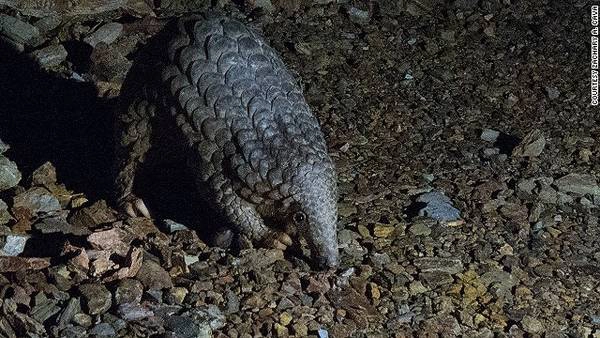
(213, 228, 234, 248)
(263, 231, 293, 250)
(119, 194, 151, 218)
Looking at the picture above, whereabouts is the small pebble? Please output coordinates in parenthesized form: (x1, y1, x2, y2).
(480, 129, 500, 142)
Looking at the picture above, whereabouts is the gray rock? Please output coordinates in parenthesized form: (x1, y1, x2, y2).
(1, 234, 29, 256)
(31, 293, 61, 323)
(83, 22, 123, 47)
(0, 140, 9, 153)
(34, 213, 91, 236)
(408, 221, 432, 236)
(165, 316, 201, 338)
(164, 219, 188, 233)
(79, 283, 112, 315)
(60, 326, 87, 338)
(348, 7, 370, 25)
(538, 185, 558, 204)
(72, 313, 92, 327)
(34, 16, 62, 34)
(512, 129, 546, 158)
(483, 147, 499, 157)
(117, 303, 154, 321)
(115, 279, 144, 305)
(30, 44, 68, 68)
(370, 252, 392, 267)
(413, 257, 464, 275)
(545, 86, 560, 100)
(416, 191, 461, 221)
(0, 199, 12, 225)
(521, 315, 543, 333)
(517, 178, 536, 195)
(0, 14, 41, 47)
(31, 161, 57, 186)
(554, 173, 600, 196)
(249, 0, 274, 12)
(480, 128, 500, 142)
(13, 187, 60, 214)
(0, 156, 21, 192)
(57, 297, 81, 327)
(454, 0, 479, 10)
(89, 323, 116, 337)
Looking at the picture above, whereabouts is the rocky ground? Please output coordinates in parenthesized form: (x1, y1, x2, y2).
(0, 0, 598, 337)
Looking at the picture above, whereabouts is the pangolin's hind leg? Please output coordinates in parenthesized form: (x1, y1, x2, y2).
(113, 97, 156, 218)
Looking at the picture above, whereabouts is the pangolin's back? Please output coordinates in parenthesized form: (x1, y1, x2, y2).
(158, 15, 334, 206)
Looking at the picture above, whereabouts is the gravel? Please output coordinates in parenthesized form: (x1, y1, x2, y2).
(0, 1, 597, 336)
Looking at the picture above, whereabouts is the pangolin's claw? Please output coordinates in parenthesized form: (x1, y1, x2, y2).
(134, 198, 151, 218)
(264, 231, 293, 251)
(121, 196, 151, 218)
(279, 233, 293, 246)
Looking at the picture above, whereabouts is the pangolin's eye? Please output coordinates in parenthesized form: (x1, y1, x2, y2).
(293, 211, 306, 224)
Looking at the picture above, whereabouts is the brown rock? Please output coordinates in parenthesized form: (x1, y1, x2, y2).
(68, 200, 117, 229)
(135, 259, 173, 290)
(31, 162, 57, 186)
(0, 257, 49, 272)
(88, 228, 130, 256)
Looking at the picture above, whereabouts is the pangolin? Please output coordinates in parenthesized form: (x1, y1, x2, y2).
(114, 14, 339, 268)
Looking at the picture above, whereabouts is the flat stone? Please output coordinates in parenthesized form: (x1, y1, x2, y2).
(480, 129, 500, 142)
(0, 256, 50, 272)
(545, 86, 560, 100)
(136, 259, 173, 290)
(90, 322, 116, 337)
(60, 326, 87, 338)
(408, 221, 432, 236)
(0, 139, 9, 153)
(512, 129, 546, 158)
(164, 219, 188, 233)
(34, 214, 90, 236)
(0, 14, 41, 47)
(30, 44, 68, 68)
(84, 22, 123, 47)
(68, 200, 117, 228)
(79, 283, 112, 315)
(414, 257, 464, 275)
(13, 187, 60, 214)
(0, 156, 21, 192)
(57, 297, 81, 327)
(117, 303, 154, 321)
(348, 7, 370, 25)
(165, 315, 201, 338)
(115, 278, 144, 305)
(72, 313, 92, 327)
(0, 199, 13, 225)
(521, 315, 543, 333)
(1, 234, 29, 256)
(31, 162, 57, 186)
(416, 191, 461, 221)
(555, 173, 600, 196)
(31, 293, 61, 323)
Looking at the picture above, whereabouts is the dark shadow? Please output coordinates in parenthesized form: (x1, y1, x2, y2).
(404, 199, 427, 220)
(0, 44, 114, 202)
(494, 132, 520, 155)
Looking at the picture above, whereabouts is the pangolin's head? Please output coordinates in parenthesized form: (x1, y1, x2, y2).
(287, 161, 339, 269)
